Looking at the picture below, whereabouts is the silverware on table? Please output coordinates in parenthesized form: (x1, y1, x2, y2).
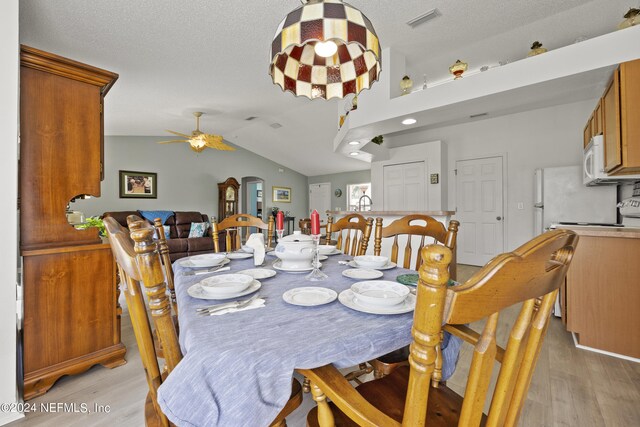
(184, 266, 231, 276)
(196, 293, 262, 315)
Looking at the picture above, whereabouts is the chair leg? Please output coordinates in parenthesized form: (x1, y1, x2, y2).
(311, 382, 335, 427)
(269, 420, 287, 427)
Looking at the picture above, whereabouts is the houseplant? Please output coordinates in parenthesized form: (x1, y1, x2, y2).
(76, 216, 106, 238)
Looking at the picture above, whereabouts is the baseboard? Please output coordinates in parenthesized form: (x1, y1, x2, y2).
(0, 410, 24, 425)
(571, 332, 640, 363)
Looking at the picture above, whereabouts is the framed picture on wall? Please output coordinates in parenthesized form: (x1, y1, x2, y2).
(119, 170, 157, 198)
(272, 186, 291, 203)
(257, 189, 263, 198)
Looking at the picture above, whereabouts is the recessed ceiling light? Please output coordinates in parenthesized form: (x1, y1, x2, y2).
(270, 123, 282, 129)
(469, 113, 488, 118)
(348, 141, 360, 145)
(349, 152, 359, 156)
(402, 118, 417, 125)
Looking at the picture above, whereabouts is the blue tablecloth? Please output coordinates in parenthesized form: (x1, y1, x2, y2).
(157, 254, 460, 427)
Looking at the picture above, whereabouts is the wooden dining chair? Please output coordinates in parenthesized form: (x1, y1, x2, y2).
(367, 215, 460, 379)
(299, 229, 578, 427)
(105, 216, 302, 427)
(373, 215, 460, 280)
(299, 218, 328, 236)
(325, 214, 374, 256)
(212, 213, 274, 252)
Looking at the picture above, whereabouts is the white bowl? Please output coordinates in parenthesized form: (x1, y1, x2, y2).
(199, 274, 253, 295)
(351, 281, 410, 307)
(317, 244, 337, 255)
(353, 255, 389, 269)
(188, 253, 228, 267)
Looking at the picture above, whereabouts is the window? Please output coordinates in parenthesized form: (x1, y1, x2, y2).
(347, 182, 372, 211)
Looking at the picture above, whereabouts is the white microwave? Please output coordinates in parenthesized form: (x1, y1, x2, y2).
(583, 135, 640, 185)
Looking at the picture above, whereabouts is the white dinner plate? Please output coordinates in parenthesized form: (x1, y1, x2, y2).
(282, 287, 338, 306)
(236, 268, 277, 280)
(272, 260, 322, 273)
(178, 257, 230, 269)
(318, 255, 328, 261)
(347, 260, 397, 270)
(187, 279, 261, 300)
(342, 268, 384, 280)
(226, 252, 254, 260)
(320, 249, 342, 256)
(338, 289, 416, 315)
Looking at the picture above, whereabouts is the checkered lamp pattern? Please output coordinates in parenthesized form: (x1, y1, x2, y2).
(269, 0, 381, 100)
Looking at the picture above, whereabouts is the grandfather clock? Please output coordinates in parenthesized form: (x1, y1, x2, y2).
(218, 177, 240, 220)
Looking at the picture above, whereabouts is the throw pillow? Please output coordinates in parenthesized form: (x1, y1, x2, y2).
(152, 225, 171, 240)
(188, 222, 208, 238)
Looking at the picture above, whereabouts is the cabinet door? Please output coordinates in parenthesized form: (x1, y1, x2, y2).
(583, 121, 591, 149)
(603, 70, 621, 172)
(620, 59, 640, 172)
(594, 100, 603, 135)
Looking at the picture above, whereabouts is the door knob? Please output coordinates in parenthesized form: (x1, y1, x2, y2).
(496, 216, 502, 221)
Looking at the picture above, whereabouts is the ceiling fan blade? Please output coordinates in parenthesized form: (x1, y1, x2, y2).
(203, 134, 236, 151)
(157, 139, 189, 144)
(166, 130, 192, 138)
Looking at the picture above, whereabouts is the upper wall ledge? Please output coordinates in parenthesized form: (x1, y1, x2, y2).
(335, 26, 640, 160)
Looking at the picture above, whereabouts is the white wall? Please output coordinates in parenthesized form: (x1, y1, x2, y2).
(74, 136, 309, 222)
(389, 99, 596, 250)
(0, 0, 21, 424)
(370, 141, 447, 211)
(308, 170, 371, 211)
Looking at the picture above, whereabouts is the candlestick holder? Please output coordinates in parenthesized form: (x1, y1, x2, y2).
(305, 234, 328, 281)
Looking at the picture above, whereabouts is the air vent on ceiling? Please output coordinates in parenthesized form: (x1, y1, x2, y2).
(406, 8, 440, 28)
(270, 123, 283, 129)
(245, 116, 258, 121)
(469, 113, 488, 118)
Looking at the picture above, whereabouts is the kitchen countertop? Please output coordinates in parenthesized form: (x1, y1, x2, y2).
(326, 210, 455, 216)
(554, 225, 640, 239)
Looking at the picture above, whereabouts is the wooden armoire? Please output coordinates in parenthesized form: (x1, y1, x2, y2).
(19, 46, 126, 399)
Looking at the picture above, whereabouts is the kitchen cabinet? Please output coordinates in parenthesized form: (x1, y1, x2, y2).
(20, 45, 126, 399)
(602, 59, 640, 174)
(561, 226, 640, 359)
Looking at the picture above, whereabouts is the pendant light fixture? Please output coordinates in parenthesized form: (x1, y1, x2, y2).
(269, 0, 381, 100)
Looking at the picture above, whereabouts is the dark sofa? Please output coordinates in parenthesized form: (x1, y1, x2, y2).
(103, 211, 214, 261)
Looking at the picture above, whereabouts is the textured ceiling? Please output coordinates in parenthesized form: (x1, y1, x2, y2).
(19, 0, 632, 175)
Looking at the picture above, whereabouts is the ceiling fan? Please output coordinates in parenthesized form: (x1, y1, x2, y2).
(157, 112, 235, 153)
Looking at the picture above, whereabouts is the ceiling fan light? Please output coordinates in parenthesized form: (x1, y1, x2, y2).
(269, 0, 381, 100)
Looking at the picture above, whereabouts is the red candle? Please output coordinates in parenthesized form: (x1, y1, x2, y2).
(311, 210, 320, 235)
(276, 211, 284, 231)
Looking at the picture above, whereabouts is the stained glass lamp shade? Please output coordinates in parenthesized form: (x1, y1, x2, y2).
(269, 0, 381, 100)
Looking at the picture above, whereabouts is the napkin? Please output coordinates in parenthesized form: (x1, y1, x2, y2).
(209, 298, 265, 316)
(245, 233, 265, 266)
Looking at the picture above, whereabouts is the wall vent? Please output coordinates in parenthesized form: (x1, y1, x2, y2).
(406, 8, 440, 28)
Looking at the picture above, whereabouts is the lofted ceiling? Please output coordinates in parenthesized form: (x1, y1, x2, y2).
(19, 0, 632, 176)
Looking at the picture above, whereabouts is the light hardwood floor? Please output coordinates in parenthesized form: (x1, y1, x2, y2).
(8, 265, 640, 426)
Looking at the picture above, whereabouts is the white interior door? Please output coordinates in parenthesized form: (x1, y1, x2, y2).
(309, 183, 331, 221)
(455, 156, 504, 266)
(383, 161, 425, 211)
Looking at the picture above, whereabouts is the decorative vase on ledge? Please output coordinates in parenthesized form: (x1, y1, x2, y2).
(449, 60, 468, 79)
(618, 8, 640, 30)
(527, 41, 547, 57)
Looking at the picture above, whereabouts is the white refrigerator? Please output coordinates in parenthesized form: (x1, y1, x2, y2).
(534, 165, 617, 234)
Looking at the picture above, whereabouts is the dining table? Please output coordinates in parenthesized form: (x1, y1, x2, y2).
(156, 251, 461, 427)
